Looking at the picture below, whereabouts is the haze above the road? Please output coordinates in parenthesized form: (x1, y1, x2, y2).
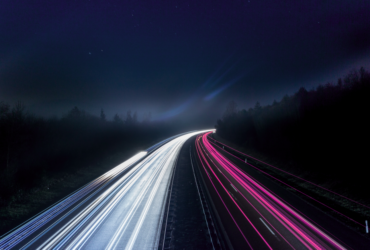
(1, 0, 369, 127)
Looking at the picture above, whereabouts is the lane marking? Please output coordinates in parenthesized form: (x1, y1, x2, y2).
(230, 184, 238, 192)
(190, 148, 216, 250)
(259, 218, 275, 236)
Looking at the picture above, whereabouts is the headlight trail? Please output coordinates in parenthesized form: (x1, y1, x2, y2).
(0, 151, 147, 250)
(0, 130, 210, 250)
(195, 132, 347, 249)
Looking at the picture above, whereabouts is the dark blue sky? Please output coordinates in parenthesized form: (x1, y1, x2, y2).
(1, 0, 369, 126)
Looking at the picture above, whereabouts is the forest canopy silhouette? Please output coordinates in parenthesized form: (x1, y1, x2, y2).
(1, 67, 369, 214)
(215, 67, 370, 198)
(0, 105, 186, 202)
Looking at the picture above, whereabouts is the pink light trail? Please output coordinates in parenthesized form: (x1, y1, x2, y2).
(195, 132, 347, 250)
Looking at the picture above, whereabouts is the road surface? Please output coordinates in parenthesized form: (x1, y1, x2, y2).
(194, 131, 370, 249)
(0, 130, 209, 250)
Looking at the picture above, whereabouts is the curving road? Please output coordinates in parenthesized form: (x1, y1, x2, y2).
(0, 130, 210, 250)
(3, 129, 368, 250)
(194, 131, 370, 250)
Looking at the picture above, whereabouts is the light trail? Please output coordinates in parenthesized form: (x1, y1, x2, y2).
(209, 139, 365, 228)
(195, 132, 347, 249)
(208, 136, 370, 211)
(195, 141, 253, 249)
(196, 134, 272, 249)
(0, 151, 147, 250)
(0, 130, 210, 250)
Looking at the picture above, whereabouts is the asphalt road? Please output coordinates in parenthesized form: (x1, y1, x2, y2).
(0, 130, 209, 250)
(194, 131, 370, 250)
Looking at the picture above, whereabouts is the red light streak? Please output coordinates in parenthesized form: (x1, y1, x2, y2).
(195, 132, 346, 249)
(208, 136, 370, 211)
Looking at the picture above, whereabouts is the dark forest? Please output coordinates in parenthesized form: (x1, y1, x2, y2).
(216, 67, 370, 201)
(1, 67, 369, 235)
(0, 107, 183, 201)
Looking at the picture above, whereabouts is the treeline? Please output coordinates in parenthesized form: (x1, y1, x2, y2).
(215, 67, 370, 195)
(0, 105, 178, 201)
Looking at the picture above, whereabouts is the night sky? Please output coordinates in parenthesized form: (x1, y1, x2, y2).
(1, 0, 370, 127)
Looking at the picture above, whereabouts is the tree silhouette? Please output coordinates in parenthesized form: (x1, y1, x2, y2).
(100, 109, 106, 121)
(214, 67, 370, 198)
(254, 101, 262, 113)
(67, 106, 81, 119)
(113, 113, 122, 123)
(126, 111, 133, 125)
(223, 100, 238, 119)
(0, 101, 188, 206)
(133, 111, 138, 124)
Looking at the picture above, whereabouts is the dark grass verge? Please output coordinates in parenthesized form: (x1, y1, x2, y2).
(0, 138, 163, 236)
(210, 133, 370, 239)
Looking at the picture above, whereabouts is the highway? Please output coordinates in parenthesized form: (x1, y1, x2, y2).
(2, 129, 368, 250)
(0, 130, 209, 250)
(194, 131, 370, 249)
